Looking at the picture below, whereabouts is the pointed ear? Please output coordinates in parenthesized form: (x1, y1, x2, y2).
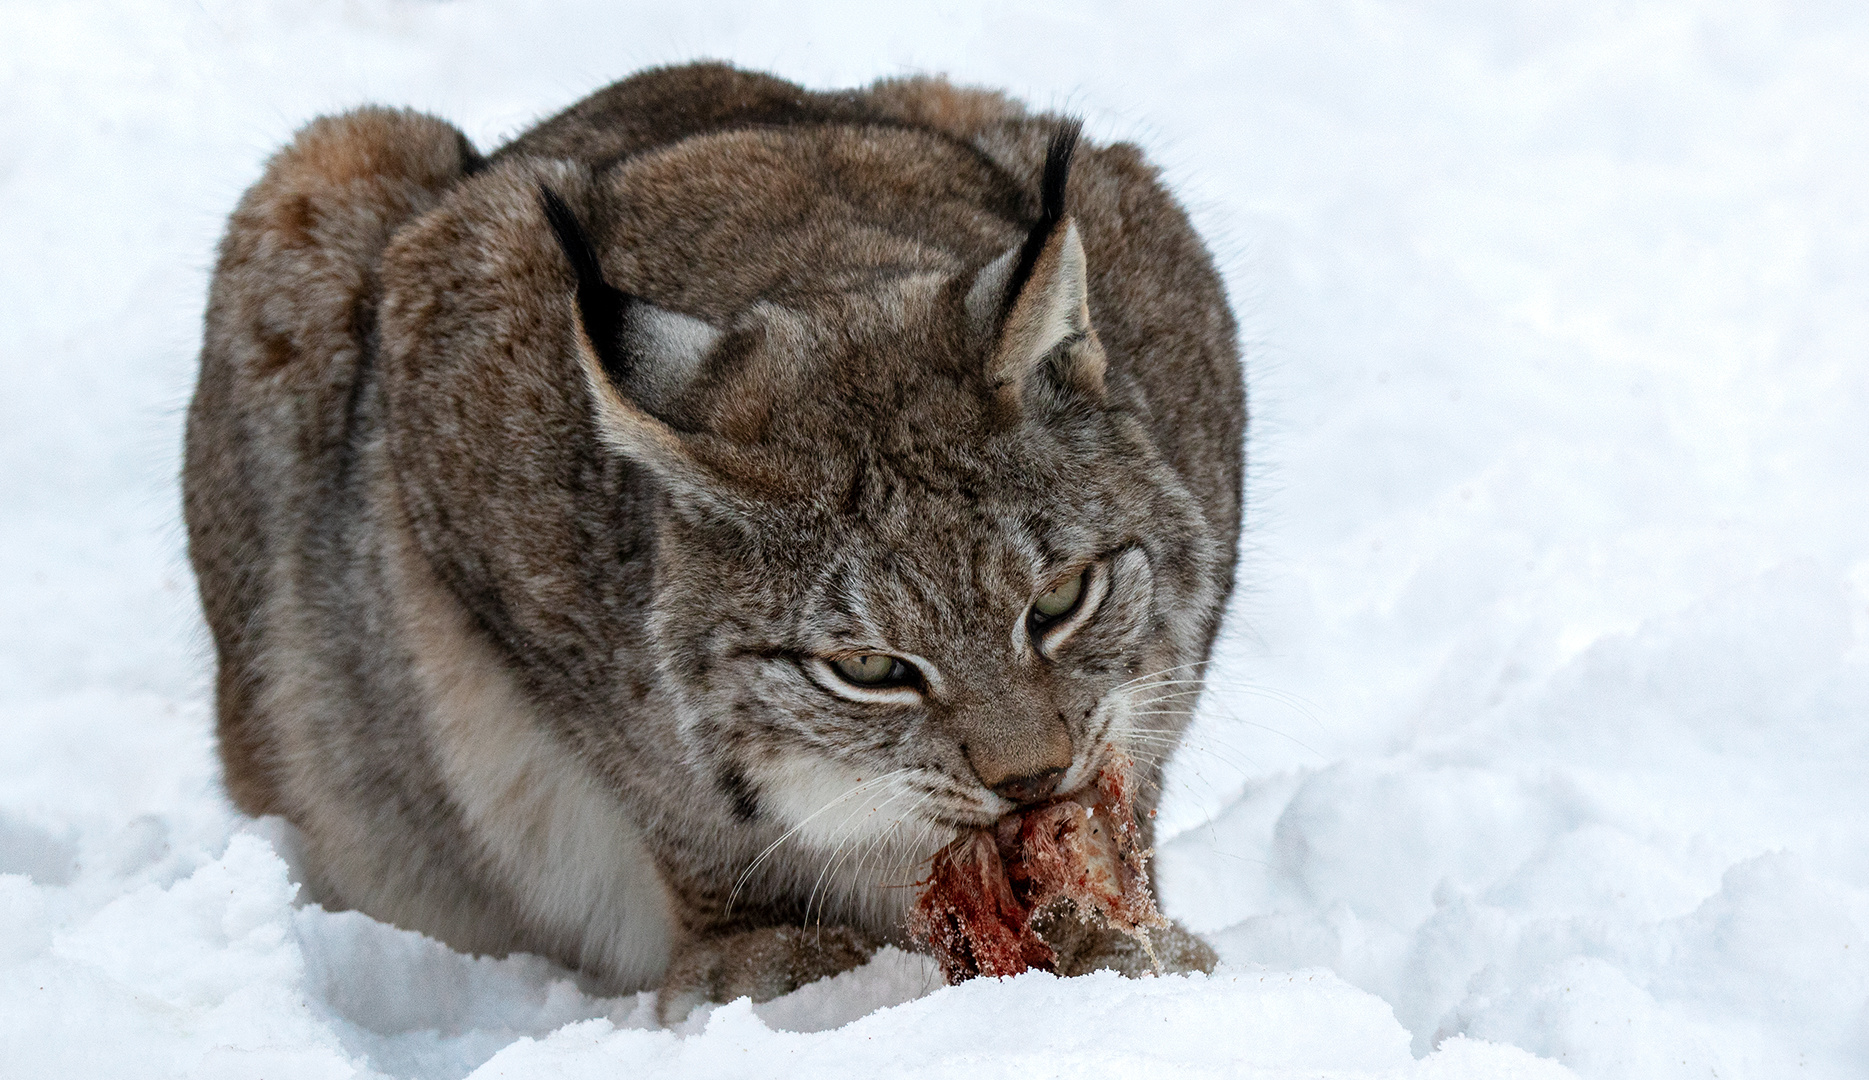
(540, 187, 721, 415)
(983, 216, 1106, 409)
(971, 122, 1107, 413)
(540, 187, 740, 514)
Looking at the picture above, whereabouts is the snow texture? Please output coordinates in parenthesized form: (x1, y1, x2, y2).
(3, 2, 1865, 1078)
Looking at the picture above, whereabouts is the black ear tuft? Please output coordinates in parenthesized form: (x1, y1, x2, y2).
(1039, 119, 1082, 224)
(540, 185, 634, 388)
(1004, 119, 1084, 309)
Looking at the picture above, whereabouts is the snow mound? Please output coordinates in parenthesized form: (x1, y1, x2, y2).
(0, 831, 1564, 1079)
(484, 971, 1567, 1080)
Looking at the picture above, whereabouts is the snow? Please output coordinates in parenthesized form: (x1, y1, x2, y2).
(2, 1, 1865, 1077)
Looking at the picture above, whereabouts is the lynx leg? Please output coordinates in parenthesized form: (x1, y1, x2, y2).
(1037, 911, 1219, 978)
(656, 925, 882, 1026)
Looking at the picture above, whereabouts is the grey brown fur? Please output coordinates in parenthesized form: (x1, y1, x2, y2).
(184, 63, 1245, 1022)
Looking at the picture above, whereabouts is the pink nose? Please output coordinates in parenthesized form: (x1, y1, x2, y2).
(992, 767, 1065, 805)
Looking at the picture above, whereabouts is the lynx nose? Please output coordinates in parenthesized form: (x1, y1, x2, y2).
(991, 767, 1066, 806)
(958, 709, 1073, 804)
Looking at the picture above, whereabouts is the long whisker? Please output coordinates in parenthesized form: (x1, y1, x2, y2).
(898, 814, 946, 881)
(1182, 680, 1333, 737)
(1124, 691, 1209, 709)
(1192, 706, 1328, 759)
(1108, 660, 1217, 694)
(726, 768, 911, 916)
(1121, 693, 1329, 760)
(805, 783, 917, 931)
(847, 789, 938, 904)
(876, 817, 937, 892)
(1117, 731, 1265, 777)
(1119, 721, 1273, 758)
(1114, 715, 1279, 785)
(1117, 667, 1334, 743)
(1111, 657, 1331, 722)
(832, 783, 947, 921)
(834, 786, 927, 910)
(1128, 685, 1210, 697)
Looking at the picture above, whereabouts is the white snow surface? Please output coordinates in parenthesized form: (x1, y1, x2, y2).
(3, 2, 1865, 1077)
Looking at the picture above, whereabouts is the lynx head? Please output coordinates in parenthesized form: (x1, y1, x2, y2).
(542, 125, 1224, 869)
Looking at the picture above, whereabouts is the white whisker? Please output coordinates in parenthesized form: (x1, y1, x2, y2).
(806, 783, 918, 930)
(726, 767, 911, 916)
(1108, 660, 1216, 694)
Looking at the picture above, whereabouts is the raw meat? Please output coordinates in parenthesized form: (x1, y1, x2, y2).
(910, 759, 1168, 984)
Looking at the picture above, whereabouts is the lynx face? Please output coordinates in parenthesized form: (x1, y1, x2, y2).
(583, 263, 1222, 869)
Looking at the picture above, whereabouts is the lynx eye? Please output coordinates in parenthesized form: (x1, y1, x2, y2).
(1030, 569, 1086, 625)
(832, 654, 913, 686)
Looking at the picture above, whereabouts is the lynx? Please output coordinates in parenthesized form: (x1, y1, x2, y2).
(183, 62, 1244, 1022)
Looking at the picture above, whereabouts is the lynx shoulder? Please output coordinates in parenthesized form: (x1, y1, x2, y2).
(184, 62, 1243, 1020)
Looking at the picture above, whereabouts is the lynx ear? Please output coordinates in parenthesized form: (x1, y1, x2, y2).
(540, 188, 738, 511)
(540, 187, 721, 415)
(968, 122, 1107, 413)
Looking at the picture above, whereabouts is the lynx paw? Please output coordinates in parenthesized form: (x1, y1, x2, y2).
(1039, 913, 1218, 978)
(656, 924, 881, 1025)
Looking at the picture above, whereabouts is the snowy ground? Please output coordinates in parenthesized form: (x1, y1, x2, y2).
(3, 2, 1866, 1077)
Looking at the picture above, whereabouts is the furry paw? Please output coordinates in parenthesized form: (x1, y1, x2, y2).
(1038, 913, 1218, 978)
(656, 924, 881, 1025)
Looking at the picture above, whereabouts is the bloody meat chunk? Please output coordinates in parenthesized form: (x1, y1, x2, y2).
(910, 760, 1168, 984)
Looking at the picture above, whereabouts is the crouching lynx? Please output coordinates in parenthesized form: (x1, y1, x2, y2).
(184, 63, 1244, 1022)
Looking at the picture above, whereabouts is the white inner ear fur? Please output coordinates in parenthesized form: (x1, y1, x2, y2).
(623, 304, 721, 416)
(984, 219, 1107, 406)
(964, 246, 1019, 334)
(571, 301, 726, 507)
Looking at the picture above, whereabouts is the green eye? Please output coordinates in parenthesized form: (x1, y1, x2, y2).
(833, 654, 909, 686)
(1031, 569, 1086, 623)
